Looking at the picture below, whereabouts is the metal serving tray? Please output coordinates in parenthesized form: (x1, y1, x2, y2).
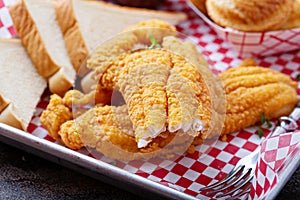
(1, 123, 299, 200)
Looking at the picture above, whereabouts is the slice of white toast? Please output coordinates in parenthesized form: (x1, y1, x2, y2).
(9, 0, 76, 96)
(0, 39, 47, 130)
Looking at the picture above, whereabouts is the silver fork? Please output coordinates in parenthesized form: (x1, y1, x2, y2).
(200, 103, 300, 199)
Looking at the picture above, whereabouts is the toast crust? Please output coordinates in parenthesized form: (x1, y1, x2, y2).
(10, 0, 75, 95)
(56, 0, 89, 72)
(48, 68, 74, 97)
(0, 95, 10, 113)
(0, 104, 23, 130)
(9, 1, 60, 78)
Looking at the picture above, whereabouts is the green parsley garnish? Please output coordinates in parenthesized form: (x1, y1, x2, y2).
(260, 112, 265, 124)
(296, 74, 300, 81)
(148, 35, 161, 49)
(257, 112, 272, 138)
(257, 126, 263, 138)
(266, 118, 272, 128)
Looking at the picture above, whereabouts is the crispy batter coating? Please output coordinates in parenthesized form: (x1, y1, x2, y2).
(40, 94, 72, 141)
(221, 66, 298, 94)
(219, 66, 298, 136)
(124, 19, 176, 44)
(117, 50, 171, 147)
(206, 0, 294, 32)
(58, 120, 83, 150)
(74, 105, 137, 151)
(86, 19, 177, 106)
(237, 58, 258, 67)
(167, 54, 205, 134)
(92, 36, 217, 148)
(162, 36, 225, 140)
(281, 0, 300, 29)
(59, 105, 193, 160)
(87, 19, 176, 72)
(63, 89, 96, 106)
(40, 19, 299, 160)
(87, 35, 137, 72)
(162, 36, 208, 69)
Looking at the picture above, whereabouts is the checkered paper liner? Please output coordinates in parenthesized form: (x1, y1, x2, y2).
(2, 0, 300, 199)
(249, 131, 300, 200)
(188, 1, 300, 58)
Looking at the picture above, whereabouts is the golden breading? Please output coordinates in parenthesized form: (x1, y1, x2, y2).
(74, 105, 136, 149)
(123, 19, 176, 44)
(40, 94, 72, 141)
(162, 36, 225, 139)
(85, 19, 178, 106)
(63, 89, 96, 106)
(92, 36, 222, 148)
(58, 120, 84, 150)
(190, 0, 207, 14)
(58, 105, 194, 160)
(117, 50, 171, 148)
(162, 36, 208, 69)
(219, 66, 298, 136)
(166, 54, 205, 134)
(237, 58, 258, 67)
(87, 35, 137, 71)
(206, 0, 294, 32)
(87, 19, 176, 71)
(281, 0, 300, 29)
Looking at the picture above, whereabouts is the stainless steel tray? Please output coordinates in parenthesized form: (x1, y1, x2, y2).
(0, 123, 196, 200)
(1, 123, 299, 199)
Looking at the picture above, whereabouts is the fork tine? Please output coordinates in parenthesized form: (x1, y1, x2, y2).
(207, 167, 251, 194)
(199, 165, 244, 191)
(215, 173, 254, 198)
(230, 183, 252, 199)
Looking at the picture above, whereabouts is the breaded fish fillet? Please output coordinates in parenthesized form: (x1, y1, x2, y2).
(219, 66, 298, 137)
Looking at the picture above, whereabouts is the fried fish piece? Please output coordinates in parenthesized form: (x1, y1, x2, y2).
(58, 105, 193, 160)
(84, 19, 177, 104)
(162, 36, 225, 140)
(219, 66, 298, 137)
(280, 0, 300, 29)
(206, 0, 294, 32)
(40, 94, 72, 141)
(87, 19, 176, 71)
(166, 53, 206, 134)
(92, 36, 219, 148)
(58, 120, 84, 150)
(117, 50, 171, 148)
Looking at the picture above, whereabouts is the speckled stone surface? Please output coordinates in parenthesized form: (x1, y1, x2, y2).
(0, 141, 299, 200)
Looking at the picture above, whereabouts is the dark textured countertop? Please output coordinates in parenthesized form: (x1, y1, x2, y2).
(0, 141, 299, 200)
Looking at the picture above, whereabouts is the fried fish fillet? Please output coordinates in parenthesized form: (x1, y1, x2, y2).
(280, 0, 300, 29)
(40, 65, 298, 160)
(40, 94, 72, 141)
(85, 19, 177, 104)
(206, 0, 294, 32)
(219, 66, 298, 138)
(95, 48, 212, 148)
(58, 104, 194, 160)
(117, 50, 171, 148)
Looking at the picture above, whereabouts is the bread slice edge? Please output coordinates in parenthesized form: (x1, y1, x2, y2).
(9, 0, 60, 78)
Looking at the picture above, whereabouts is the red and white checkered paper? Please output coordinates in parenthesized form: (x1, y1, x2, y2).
(0, 0, 16, 37)
(249, 131, 300, 200)
(2, 0, 300, 199)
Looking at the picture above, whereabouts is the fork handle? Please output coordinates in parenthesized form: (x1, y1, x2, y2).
(270, 102, 300, 137)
